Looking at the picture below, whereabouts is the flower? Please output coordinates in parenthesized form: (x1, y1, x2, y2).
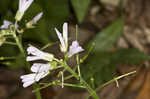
(26, 12, 43, 28)
(26, 46, 54, 61)
(20, 63, 52, 88)
(32, 12, 43, 24)
(15, 0, 34, 21)
(0, 20, 13, 29)
(55, 22, 68, 52)
(55, 22, 84, 57)
(68, 41, 84, 57)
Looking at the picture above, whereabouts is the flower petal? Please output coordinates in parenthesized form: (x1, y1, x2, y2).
(23, 80, 35, 88)
(31, 63, 51, 73)
(63, 22, 68, 47)
(68, 41, 84, 57)
(27, 46, 43, 55)
(0, 20, 12, 29)
(27, 46, 54, 61)
(20, 73, 36, 79)
(35, 72, 49, 81)
(55, 28, 67, 52)
(26, 56, 44, 61)
(33, 12, 43, 23)
(19, 0, 34, 12)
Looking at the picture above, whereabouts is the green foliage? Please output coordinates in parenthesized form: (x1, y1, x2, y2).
(81, 17, 149, 87)
(23, 0, 70, 44)
(0, 0, 10, 15)
(92, 17, 123, 52)
(71, 0, 91, 23)
(112, 48, 149, 65)
(81, 48, 149, 86)
(2, 55, 25, 69)
(81, 51, 116, 86)
(36, 0, 70, 42)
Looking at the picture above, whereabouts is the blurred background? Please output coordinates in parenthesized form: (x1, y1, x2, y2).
(0, 0, 150, 99)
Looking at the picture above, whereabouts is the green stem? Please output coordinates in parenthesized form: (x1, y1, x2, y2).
(4, 41, 17, 45)
(63, 62, 99, 99)
(57, 82, 85, 88)
(13, 21, 42, 99)
(96, 71, 136, 90)
(63, 62, 79, 80)
(86, 71, 136, 99)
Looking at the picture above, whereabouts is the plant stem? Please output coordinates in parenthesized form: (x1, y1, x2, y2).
(12, 21, 42, 99)
(96, 71, 136, 90)
(86, 71, 136, 99)
(63, 62, 99, 99)
(33, 84, 42, 99)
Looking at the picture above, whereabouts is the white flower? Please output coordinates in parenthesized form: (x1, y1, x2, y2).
(32, 12, 43, 23)
(55, 22, 84, 57)
(31, 63, 52, 73)
(15, 0, 34, 21)
(55, 22, 68, 52)
(0, 20, 12, 29)
(68, 41, 84, 57)
(26, 46, 54, 61)
(20, 63, 52, 88)
(19, 0, 34, 13)
(26, 12, 43, 28)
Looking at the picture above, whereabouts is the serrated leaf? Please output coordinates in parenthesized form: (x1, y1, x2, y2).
(71, 0, 91, 23)
(92, 17, 124, 52)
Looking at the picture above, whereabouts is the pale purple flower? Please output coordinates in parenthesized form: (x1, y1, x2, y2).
(26, 46, 54, 61)
(0, 20, 12, 29)
(20, 63, 52, 88)
(68, 41, 84, 57)
(55, 22, 68, 52)
(32, 12, 43, 23)
(19, 0, 34, 13)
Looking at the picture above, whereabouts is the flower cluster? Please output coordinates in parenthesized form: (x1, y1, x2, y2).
(21, 46, 54, 88)
(20, 23, 84, 87)
(55, 23, 84, 57)
(0, 0, 84, 88)
(0, 0, 42, 47)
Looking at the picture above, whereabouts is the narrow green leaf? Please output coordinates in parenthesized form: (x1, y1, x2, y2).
(71, 0, 91, 23)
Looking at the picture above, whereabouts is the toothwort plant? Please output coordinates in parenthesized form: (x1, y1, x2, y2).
(0, 0, 136, 99)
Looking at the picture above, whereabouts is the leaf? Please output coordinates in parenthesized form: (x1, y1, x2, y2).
(37, 0, 70, 41)
(81, 48, 149, 86)
(2, 55, 26, 69)
(0, 45, 18, 56)
(22, 0, 70, 44)
(71, 0, 91, 23)
(0, 0, 10, 15)
(92, 17, 124, 52)
(22, 3, 50, 44)
(113, 48, 149, 65)
(81, 51, 116, 86)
